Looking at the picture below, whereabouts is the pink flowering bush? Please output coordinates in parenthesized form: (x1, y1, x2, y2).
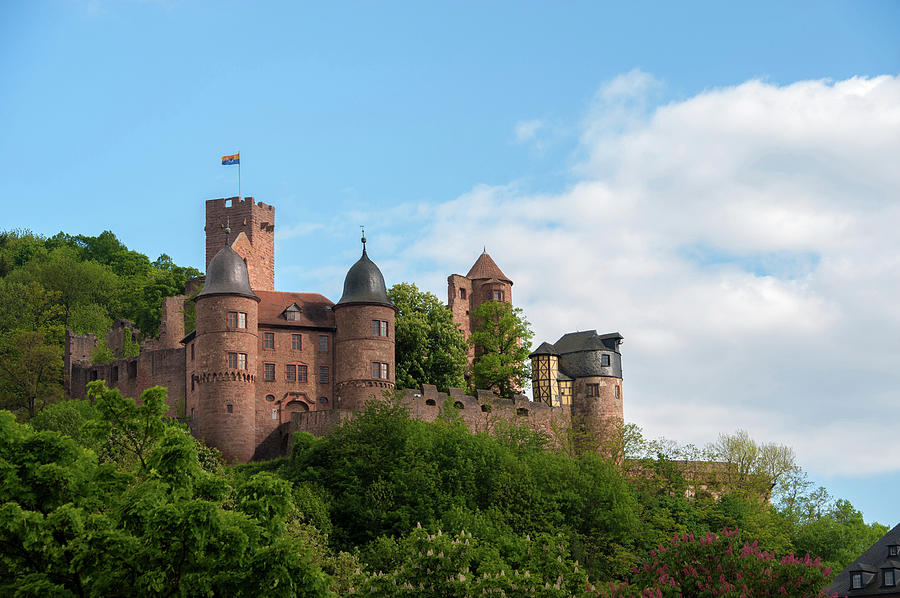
(586, 528, 836, 598)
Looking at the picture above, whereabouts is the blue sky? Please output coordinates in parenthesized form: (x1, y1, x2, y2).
(2, 1, 899, 526)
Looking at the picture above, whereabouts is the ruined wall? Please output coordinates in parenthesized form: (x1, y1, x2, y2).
(64, 330, 97, 393)
(158, 295, 186, 349)
(69, 347, 187, 417)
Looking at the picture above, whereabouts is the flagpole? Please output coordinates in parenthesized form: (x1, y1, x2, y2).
(238, 152, 241, 201)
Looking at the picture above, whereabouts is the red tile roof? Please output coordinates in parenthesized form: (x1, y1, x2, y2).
(255, 291, 335, 329)
(466, 252, 512, 283)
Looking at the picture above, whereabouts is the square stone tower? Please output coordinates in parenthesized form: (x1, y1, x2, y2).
(205, 197, 275, 291)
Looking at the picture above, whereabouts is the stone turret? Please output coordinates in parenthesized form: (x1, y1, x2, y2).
(333, 236, 396, 412)
(193, 242, 260, 462)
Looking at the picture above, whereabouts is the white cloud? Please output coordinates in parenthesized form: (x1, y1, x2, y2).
(514, 119, 543, 142)
(399, 72, 900, 476)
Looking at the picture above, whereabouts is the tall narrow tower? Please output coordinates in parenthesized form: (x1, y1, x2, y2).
(448, 250, 513, 364)
(205, 197, 275, 291)
(193, 241, 260, 462)
(333, 235, 396, 412)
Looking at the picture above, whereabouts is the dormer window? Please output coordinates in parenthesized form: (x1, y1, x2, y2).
(852, 572, 863, 589)
(283, 303, 302, 321)
(890, 545, 899, 557)
(884, 569, 895, 587)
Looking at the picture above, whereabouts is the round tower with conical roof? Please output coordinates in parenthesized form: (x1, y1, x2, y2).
(193, 240, 260, 462)
(333, 234, 396, 412)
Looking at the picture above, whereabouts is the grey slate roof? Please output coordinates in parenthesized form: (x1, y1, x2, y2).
(828, 522, 900, 596)
(195, 245, 259, 301)
(548, 329, 625, 379)
(529, 341, 558, 357)
(336, 248, 394, 308)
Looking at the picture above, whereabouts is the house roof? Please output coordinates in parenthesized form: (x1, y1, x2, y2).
(828, 522, 900, 596)
(466, 252, 512, 284)
(529, 341, 558, 357)
(255, 291, 335, 329)
(554, 330, 623, 355)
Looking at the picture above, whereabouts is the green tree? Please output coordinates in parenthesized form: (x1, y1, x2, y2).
(0, 330, 63, 418)
(0, 383, 332, 597)
(468, 300, 533, 398)
(388, 282, 468, 392)
(708, 429, 799, 501)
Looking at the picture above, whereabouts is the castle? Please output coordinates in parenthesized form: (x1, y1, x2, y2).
(67, 197, 624, 462)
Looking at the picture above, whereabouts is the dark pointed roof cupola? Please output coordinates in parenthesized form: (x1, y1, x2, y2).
(336, 230, 394, 308)
(195, 233, 260, 300)
(466, 250, 512, 284)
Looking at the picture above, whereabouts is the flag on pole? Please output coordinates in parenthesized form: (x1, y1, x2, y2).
(221, 153, 240, 165)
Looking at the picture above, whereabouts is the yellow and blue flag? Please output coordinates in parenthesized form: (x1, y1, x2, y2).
(221, 153, 240, 165)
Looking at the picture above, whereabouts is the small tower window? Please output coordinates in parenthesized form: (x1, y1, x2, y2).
(228, 312, 247, 329)
(291, 334, 302, 350)
(238, 353, 247, 370)
(372, 362, 389, 379)
(264, 363, 275, 381)
(263, 332, 274, 349)
(228, 352, 237, 368)
(372, 320, 388, 337)
(615, 385, 620, 399)
(459, 288, 466, 299)
(586, 383, 600, 397)
(601, 354, 610, 367)
(492, 290, 504, 301)
(226, 404, 233, 413)
(319, 335, 329, 352)
(238, 312, 246, 328)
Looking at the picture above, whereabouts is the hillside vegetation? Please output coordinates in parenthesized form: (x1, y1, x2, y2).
(3, 383, 885, 596)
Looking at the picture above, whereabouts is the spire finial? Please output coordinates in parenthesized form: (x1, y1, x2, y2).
(360, 225, 367, 254)
(483, 245, 486, 254)
(225, 217, 231, 244)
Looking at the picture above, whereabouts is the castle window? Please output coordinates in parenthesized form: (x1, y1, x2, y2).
(263, 332, 274, 349)
(265, 394, 275, 402)
(191, 343, 194, 360)
(228, 352, 237, 368)
(191, 378, 195, 391)
(318, 397, 328, 404)
(292, 334, 302, 350)
(238, 312, 246, 328)
(318, 335, 328, 352)
(129, 361, 137, 378)
(298, 364, 308, 382)
(264, 363, 275, 381)
(227, 312, 237, 328)
(459, 288, 466, 299)
(319, 366, 329, 383)
(90, 369, 98, 381)
(238, 353, 247, 370)
(112, 366, 119, 382)
(615, 385, 620, 399)
(492, 290, 504, 301)
(601, 354, 610, 367)
(851, 573, 862, 589)
(372, 320, 388, 337)
(372, 362, 389, 379)
(286, 364, 296, 381)
(587, 383, 600, 397)
(890, 545, 899, 557)
(884, 570, 895, 587)
(226, 404, 233, 413)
